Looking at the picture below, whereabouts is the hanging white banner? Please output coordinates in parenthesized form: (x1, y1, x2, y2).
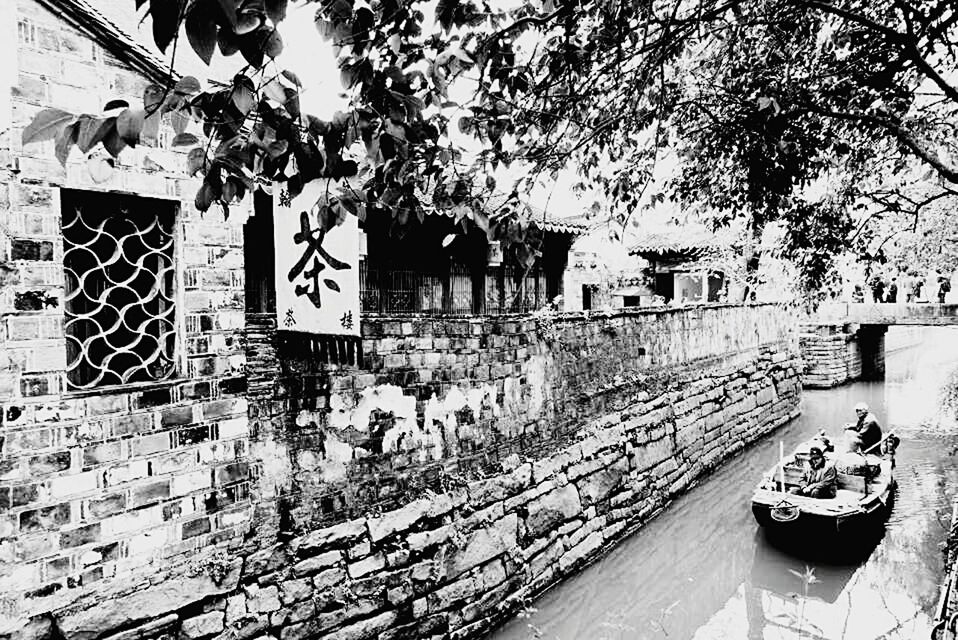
(273, 180, 360, 337)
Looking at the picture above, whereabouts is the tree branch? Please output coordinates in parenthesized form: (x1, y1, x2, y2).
(807, 106, 958, 184)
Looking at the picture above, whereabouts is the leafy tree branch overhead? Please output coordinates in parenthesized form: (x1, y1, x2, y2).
(21, 0, 958, 293)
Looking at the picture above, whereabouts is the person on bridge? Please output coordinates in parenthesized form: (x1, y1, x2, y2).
(845, 402, 883, 454)
(869, 274, 886, 303)
(938, 269, 951, 303)
(887, 277, 898, 303)
(790, 446, 837, 498)
(901, 271, 915, 302)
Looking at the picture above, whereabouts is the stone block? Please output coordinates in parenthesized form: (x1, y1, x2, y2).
(367, 499, 430, 542)
(312, 566, 347, 590)
(181, 611, 224, 639)
(347, 552, 385, 579)
(408, 524, 453, 553)
(280, 577, 312, 604)
(443, 513, 517, 580)
(525, 484, 582, 538)
(246, 584, 281, 613)
(292, 550, 342, 577)
(427, 575, 476, 613)
(468, 463, 531, 507)
(225, 593, 247, 623)
(323, 611, 397, 640)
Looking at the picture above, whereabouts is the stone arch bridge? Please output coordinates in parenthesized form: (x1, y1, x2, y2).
(800, 302, 958, 387)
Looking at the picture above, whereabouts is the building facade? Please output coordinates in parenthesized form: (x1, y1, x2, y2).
(0, 0, 253, 627)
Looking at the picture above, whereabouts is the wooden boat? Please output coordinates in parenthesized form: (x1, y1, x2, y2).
(751, 438, 895, 538)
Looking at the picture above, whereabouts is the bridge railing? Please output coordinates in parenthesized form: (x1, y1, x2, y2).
(810, 302, 958, 325)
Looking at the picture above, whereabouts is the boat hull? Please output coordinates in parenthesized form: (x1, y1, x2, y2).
(751, 474, 894, 539)
(751, 494, 890, 539)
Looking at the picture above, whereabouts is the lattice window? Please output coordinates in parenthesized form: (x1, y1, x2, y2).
(61, 190, 177, 390)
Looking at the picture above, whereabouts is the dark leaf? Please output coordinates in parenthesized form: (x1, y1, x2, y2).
(333, 159, 358, 178)
(54, 121, 78, 166)
(265, 0, 288, 23)
(281, 69, 301, 87)
(306, 115, 329, 137)
(195, 180, 216, 211)
(187, 147, 207, 175)
(116, 108, 145, 146)
(324, 0, 353, 22)
(216, 0, 238, 26)
(76, 115, 114, 153)
(217, 26, 240, 55)
(101, 126, 126, 157)
(323, 279, 341, 292)
(103, 99, 129, 111)
(222, 177, 238, 202)
(172, 132, 201, 147)
(436, 0, 458, 30)
(150, 0, 183, 53)
(186, 3, 218, 65)
(22, 108, 74, 145)
(238, 29, 268, 67)
(223, 176, 246, 202)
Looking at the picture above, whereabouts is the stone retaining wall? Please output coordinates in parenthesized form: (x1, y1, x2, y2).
(799, 324, 886, 388)
(5, 304, 801, 640)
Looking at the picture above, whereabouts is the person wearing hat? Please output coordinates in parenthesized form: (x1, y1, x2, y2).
(790, 446, 837, 498)
(845, 402, 883, 453)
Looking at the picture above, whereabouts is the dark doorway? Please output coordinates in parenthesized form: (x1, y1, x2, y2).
(244, 190, 276, 314)
(582, 284, 593, 311)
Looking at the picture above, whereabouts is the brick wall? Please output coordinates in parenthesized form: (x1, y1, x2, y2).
(14, 304, 801, 640)
(0, 0, 251, 627)
(249, 304, 795, 534)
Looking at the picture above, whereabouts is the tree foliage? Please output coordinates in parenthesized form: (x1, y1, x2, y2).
(21, 0, 958, 293)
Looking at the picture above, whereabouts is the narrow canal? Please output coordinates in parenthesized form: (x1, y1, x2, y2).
(491, 328, 958, 640)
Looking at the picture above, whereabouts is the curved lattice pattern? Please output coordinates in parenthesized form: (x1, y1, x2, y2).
(62, 195, 176, 390)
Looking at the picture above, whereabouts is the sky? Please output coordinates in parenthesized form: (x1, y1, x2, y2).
(94, 0, 690, 250)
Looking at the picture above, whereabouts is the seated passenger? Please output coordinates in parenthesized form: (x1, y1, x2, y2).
(789, 446, 837, 498)
(845, 402, 883, 453)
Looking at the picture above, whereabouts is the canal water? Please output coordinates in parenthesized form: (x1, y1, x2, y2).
(491, 327, 958, 640)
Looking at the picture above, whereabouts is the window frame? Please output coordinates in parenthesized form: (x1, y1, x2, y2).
(59, 188, 185, 394)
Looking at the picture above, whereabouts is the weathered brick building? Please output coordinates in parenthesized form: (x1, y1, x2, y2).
(0, 0, 252, 631)
(0, 3, 804, 640)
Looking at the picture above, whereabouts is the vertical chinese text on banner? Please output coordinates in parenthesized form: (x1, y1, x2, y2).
(273, 180, 360, 340)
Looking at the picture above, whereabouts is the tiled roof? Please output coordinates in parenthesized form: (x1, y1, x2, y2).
(628, 226, 734, 255)
(427, 205, 586, 235)
(38, 0, 174, 84)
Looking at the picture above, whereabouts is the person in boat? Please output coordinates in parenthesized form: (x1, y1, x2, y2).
(790, 446, 837, 498)
(845, 402, 882, 454)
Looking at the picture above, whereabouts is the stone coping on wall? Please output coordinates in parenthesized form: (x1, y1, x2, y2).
(360, 301, 792, 323)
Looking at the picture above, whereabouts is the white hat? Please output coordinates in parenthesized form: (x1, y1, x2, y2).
(854, 402, 869, 412)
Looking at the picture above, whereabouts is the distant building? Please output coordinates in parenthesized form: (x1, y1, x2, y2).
(629, 227, 734, 304)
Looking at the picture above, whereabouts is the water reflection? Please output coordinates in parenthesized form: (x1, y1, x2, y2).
(490, 328, 958, 640)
